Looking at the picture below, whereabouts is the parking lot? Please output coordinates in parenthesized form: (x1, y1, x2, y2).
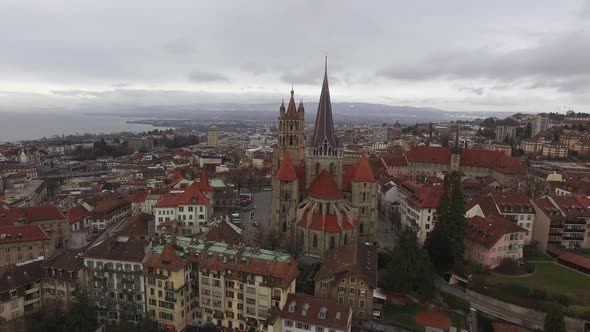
(238, 189, 272, 243)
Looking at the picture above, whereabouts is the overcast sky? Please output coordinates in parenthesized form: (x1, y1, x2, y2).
(1, 0, 589, 113)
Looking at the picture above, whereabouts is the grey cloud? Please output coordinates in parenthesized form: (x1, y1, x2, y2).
(50, 90, 101, 97)
(112, 82, 130, 88)
(379, 30, 590, 93)
(456, 85, 485, 96)
(188, 71, 230, 83)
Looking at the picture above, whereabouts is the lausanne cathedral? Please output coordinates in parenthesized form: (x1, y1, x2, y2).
(270, 59, 378, 258)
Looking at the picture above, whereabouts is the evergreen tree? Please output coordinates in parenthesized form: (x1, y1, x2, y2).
(544, 305, 566, 332)
(425, 172, 467, 270)
(64, 284, 99, 332)
(386, 227, 434, 295)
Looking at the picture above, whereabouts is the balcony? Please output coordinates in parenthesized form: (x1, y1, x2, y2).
(213, 311, 224, 320)
(271, 295, 281, 301)
(165, 295, 177, 302)
(94, 275, 108, 282)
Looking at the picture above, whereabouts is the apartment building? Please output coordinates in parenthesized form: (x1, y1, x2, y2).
(41, 249, 85, 310)
(532, 115, 549, 137)
(144, 243, 195, 331)
(464, 215, 526, 268)
(495, 125, 517, 142)
(0, 225, 52, 268)
(398, 180, 442, 243)
(542, 144, 568, 159)
(0, 260, 42, 332)
(82, 237, 151, 323)
(490, 142, 512, 156)
(465, 192, 536, 244)
(520, 139, 543, 155)
(0, 205, 70, 249)
(531, 195, 590, 251)
(269, 293, 352, 332)
(88, 196, 131, 232)
(315, 243, 378, 321)
(150, 236, 299, 331)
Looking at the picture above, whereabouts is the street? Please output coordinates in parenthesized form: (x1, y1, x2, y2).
(239, 189, 272, 243)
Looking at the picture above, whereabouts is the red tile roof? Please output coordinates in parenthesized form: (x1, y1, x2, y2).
(381, 154, 408, 167)
(316, 243, 378, 288)
(308, 170, 342, 199)
(199, 168, 212, 192)
(155, 182, 209, 207)
(464, 196, 499, 216)
(490, 192, 533, 214)
(298, 211, 354, 233)
(280, 293, 351, 331)
(199, 220, 241, 245)
(404, 146, 527, 174)
(0, 224, 50, 244)
(557, 252, 590, 271)
(406, 185, 443, 209)
(83, 237, 150, 262)
(352, 154, 376, 182)
(66, 204, 91, 225)
(277, 151, 298, 181)
(144, 243, 188, 272)
(19, 206, 65, 221)
(196, 251, 299, 288)
(342, 164, 355, 192)
(406, 146, 451, 164)
(465, 215, 526, 248)
(127, 189, 149, 203)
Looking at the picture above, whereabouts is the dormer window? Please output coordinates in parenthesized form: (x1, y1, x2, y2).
(288, 300, 296, 312)
(319, 306, 327, 319)
(302, 303, 310, 316)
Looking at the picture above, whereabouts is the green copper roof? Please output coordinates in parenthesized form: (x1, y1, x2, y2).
(152, 236, 291, 263)
(209, 179, 226, 188)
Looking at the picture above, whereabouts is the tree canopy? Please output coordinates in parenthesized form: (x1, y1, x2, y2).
(544, 305, 567, 332)
(385, 227, 435, 296)
(425, 172, 466, 271)
(64, 284, 99, 332)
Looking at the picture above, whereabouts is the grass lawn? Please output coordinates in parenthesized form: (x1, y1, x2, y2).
(485, 262, 590, 304)
(383, 304, 425, 331)
(524, 250, 552, 262)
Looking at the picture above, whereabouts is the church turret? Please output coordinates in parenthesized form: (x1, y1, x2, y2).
(298, 99, 305, 115)
(271, 151, 299, 234)
(272, 88, 305, 176)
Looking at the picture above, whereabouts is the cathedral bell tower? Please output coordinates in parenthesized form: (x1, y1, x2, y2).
(272, 87, 305, 175)
(450, 125, 461, 172)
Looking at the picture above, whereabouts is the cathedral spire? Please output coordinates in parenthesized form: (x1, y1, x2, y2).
(310, 57, 338, 148)
(286, 85, 298, 116)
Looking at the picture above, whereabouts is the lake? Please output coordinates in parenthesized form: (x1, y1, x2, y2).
(0, 112, 160, 142)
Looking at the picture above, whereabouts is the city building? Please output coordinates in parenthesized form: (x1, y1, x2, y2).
(405, 143, 527, 188)
(151, 237, 299, 331)
(0, 225, 52, 267)
(41, 249, 85, 310)
(88, 196, 131, 232)
(465, 192, 536, 244)
(144, 243, 194, 331)
(495, 123, 517, 142)
(314, 243, 377, 321)
(0, 205, 70, 249)
(531, 115, 549, 137)
(82, 237, 151, 323)
(541, 144, 568, 159)
(464, 215, 526, 268)
(0, 260, 43, 332)
(379, 154, 408, 178)
(397, 180, 443, 243)
(520, 140, 543, 155)
(531, 195, 590, 251)
(208, 126, 220, 147)
(270, 293, 352, 332)
(128, 137, 154, 152)
(154, 172, 212, 235)
(270, 62, 379, 256)
(490, 142, 512, 156)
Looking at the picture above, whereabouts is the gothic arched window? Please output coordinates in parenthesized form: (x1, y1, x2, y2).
(315, 162, 320, 175)
(329, 236, 336, 249)
(344, 233, 348, 245)
(329, 163, 334, 175)
(312, 234, 318, 248)
(289, 135, 293, 146)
